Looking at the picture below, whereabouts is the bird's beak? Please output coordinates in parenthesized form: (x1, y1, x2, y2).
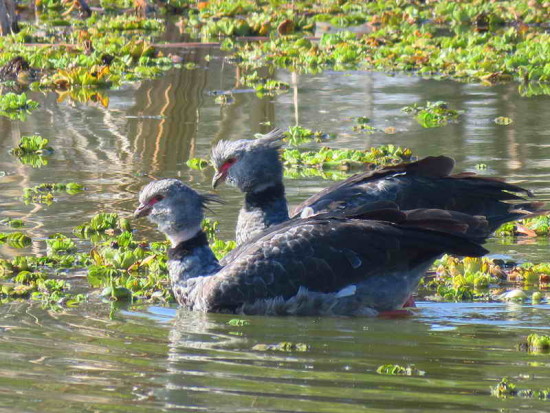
(134, 203, 152, 219)
(211, 171, 227, 189)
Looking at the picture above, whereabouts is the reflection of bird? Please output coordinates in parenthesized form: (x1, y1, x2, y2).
(211, 129, 543, 245)
(134, 178, 487, 316)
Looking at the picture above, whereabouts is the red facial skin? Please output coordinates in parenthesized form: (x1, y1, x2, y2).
(212, 158, 237, 188)
(134, 194, 164, 218)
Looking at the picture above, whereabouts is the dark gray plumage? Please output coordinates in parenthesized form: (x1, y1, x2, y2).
(210, 131, 544, 244)
(135, 179, 488, 316)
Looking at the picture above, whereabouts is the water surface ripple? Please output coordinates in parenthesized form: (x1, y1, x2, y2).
(1, 51, 550, 411)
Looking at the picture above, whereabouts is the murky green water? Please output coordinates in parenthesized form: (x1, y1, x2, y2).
(1, 50, 550, 411)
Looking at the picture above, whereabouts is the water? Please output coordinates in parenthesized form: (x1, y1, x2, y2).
(1, 50, 550, 411)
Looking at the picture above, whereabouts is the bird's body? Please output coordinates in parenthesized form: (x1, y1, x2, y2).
(135, 179, 487, 316)
(210, 129, 543, 245)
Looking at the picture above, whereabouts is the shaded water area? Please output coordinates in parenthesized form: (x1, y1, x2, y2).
(1, 49, 550, 411)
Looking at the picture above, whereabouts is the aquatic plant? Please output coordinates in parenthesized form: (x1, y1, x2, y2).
(89, 15, 163, 31)
(402, 101, 463, 128)
(0, 232, 32, 248)
(0, 93, 39, 120)
(494, 116, 513, 125)
(353, 117, 378, 133)
(496, 216, 550, 237)
(491, 377, 550, 400)
(424, 254, 550, 302)
(423, 256, 504, 301)
(376, 364, 425, 376)
(23, 183, 84, 204)
(46, 234, 77, 254)
(46, 65, 116, 89)
(0, 218, 24, 228)
(192, 1, 550, 95)
(252, 342, 310, 352)
(282, 145, 413, 174)
(9, 135, 53, 168)
(283, 125, 333, 146)
(10, 135, 53, 156)
(186, 157, 209, 170)
(518, 333, 550, 354)
(227, 319, 250, 326)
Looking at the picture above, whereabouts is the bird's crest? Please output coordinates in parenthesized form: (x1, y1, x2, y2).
(211, 128, 286, 168)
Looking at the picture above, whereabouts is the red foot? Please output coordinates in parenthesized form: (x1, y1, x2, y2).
(378, 309, 414, 318)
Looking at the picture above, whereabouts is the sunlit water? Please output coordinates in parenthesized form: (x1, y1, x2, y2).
(1, 50, 550, 411)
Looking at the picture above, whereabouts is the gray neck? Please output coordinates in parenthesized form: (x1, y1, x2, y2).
(236, 182, 290, 245)
(167, 231, 222, 309)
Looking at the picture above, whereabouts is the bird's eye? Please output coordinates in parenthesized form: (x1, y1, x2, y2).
(220, 158, 237, 173)
(148, 194, 164, 206)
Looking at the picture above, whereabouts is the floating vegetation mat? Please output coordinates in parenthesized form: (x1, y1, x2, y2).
(0, 0, 548, 111)
(420, 255, 550, 302)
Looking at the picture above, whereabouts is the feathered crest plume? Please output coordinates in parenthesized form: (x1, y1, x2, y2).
(211, 128, 286, 168)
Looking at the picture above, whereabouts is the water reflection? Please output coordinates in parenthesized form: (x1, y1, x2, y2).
(1, 51, 550, 248)
(0, 300, 549, 411)
(1, 49, 550, 410)
(160, 303, 550, 412)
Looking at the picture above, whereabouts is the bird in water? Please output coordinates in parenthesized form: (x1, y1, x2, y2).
(134, 178, 488, 316)
(211, 129, 544, 245)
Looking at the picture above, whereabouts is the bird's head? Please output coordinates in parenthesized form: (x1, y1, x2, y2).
(210, 128, 285, 193)
(134, 179, 221, 246)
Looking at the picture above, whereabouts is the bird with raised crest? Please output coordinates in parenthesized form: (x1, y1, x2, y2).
(134, 178, 489, 316)
(211, 128, 544, 245)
